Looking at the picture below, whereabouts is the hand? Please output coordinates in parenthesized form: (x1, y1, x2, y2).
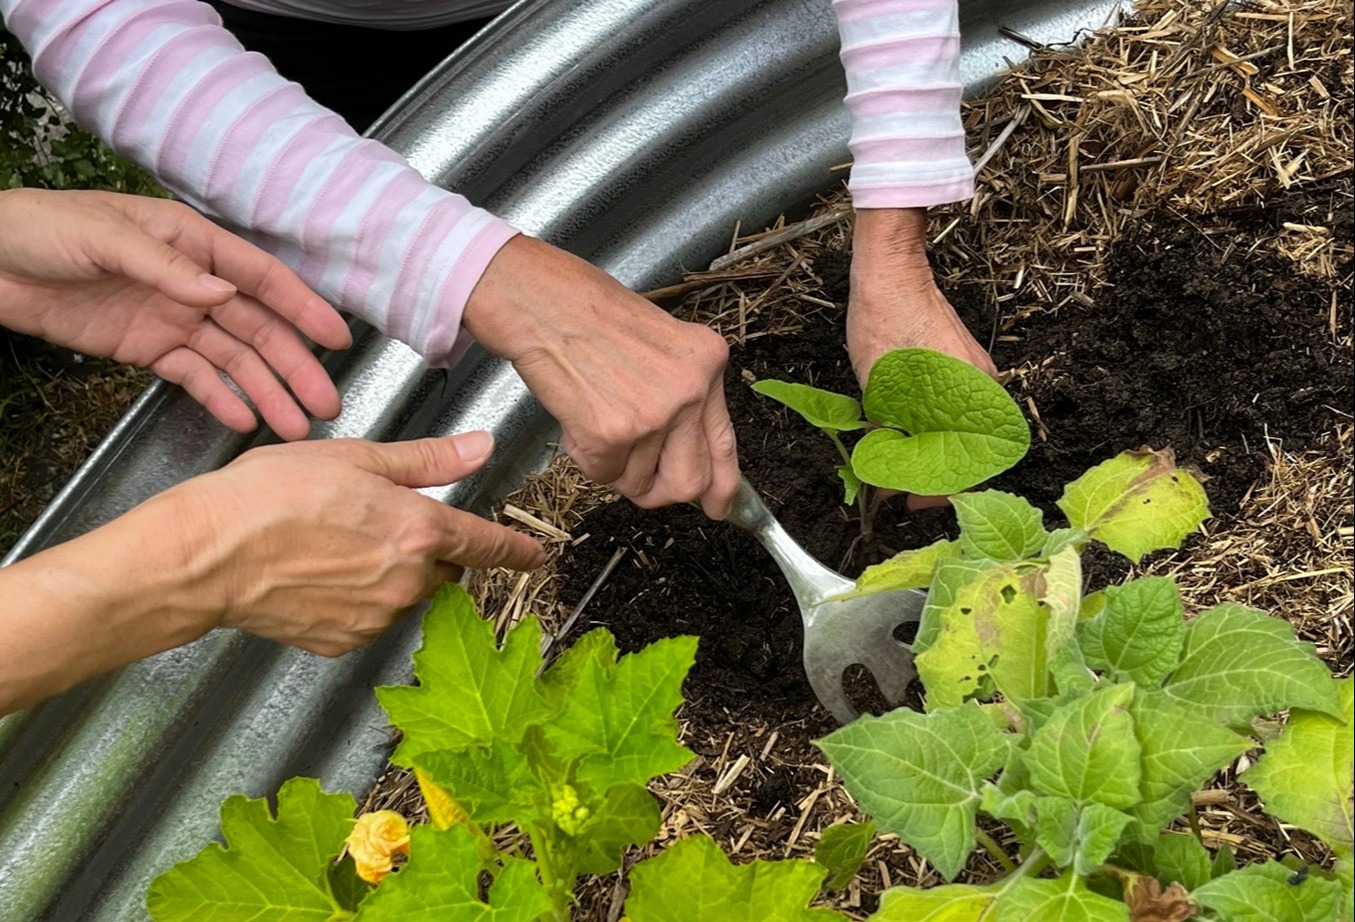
(0, 188, 352, 441)
(461, 235, 740, 519)
(164, 432, 546, 655)
(846, 207, 998, 387)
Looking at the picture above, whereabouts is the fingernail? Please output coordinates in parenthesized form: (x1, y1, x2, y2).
(452, 430, 493, 464)
(198, 273, 236, 293)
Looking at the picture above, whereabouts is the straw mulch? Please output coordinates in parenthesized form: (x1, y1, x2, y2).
(366, 0, 1353, 915)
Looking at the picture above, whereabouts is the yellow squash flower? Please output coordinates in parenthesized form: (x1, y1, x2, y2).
(345, 810, 410, 885)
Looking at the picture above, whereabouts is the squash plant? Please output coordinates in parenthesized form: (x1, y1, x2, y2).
(147, 350, 1352, 921)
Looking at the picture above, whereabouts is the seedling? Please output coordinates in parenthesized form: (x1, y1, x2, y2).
(752, 348, 1029, 540)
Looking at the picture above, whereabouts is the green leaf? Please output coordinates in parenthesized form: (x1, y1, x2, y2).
(915, 559, 998, 653)
(544, 635, 697, 792)
(1125, 689, 1251, 836)
(1025, 683, 1142, 810)
(1056, 449, 1209, 563)
(870, 883, 1000, 920)
(915, 561, 1069, 710)
(1212, 842, 1238, 879)
(998, 874, 1129, 921)
(1043, 527, 1087, 558)
(625, 835, 844, 921)
(817, 702, 1010, 879)
(147, 777, 356, 921)
(815, 821, 876, 891)
(1335, 847, 1353, 922)
(377, 584, 551, 766)
(1244, 677, 1353, 854)
(1078, 577, 1185, 685)
(751, 379, 867, 432)
(355, 825, 552, 921)
(853, 349, 1029, 495)
(538, 627, 618, 711)
(1078, 590, 1107, 624)
(415, 743, 540, 824)
(1192, 860, 1343, 922)
(844, 539, 959, 599)
(1152, 832, 1212, 891)
(1033, 798, 1133, 875)
(838, 465, 863, 506)
(1162, 603, 1341, 726)
(951, 491, 1048, 561)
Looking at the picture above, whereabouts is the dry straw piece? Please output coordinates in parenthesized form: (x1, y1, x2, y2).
(368, 0, 1352, 915)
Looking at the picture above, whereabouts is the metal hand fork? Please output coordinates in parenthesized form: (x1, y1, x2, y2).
(725, 476, 925, 724)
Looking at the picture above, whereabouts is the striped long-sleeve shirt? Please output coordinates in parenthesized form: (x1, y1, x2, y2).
(0, 0, 974, 366)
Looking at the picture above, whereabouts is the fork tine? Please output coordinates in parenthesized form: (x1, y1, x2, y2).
(805, 666, 859, 725)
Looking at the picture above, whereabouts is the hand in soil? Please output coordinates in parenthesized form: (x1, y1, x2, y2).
(0, 189, 352, 442)
(463, 234, 741, 518)
(846, 207, 998, 385)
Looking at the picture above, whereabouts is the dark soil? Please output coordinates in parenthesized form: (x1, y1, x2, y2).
(557, 199, 1353, 739)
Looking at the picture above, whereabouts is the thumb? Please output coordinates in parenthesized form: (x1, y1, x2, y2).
(98, 226, 238, 307)
(357, 432, 496, 488)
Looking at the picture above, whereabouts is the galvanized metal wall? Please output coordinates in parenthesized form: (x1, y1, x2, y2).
(0, 0, 1119, 917)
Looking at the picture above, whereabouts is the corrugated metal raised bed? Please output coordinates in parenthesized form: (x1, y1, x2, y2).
(0, 0, 1121, 917)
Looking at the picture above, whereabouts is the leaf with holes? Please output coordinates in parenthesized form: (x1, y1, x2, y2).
(1056, 449, 1209, 563)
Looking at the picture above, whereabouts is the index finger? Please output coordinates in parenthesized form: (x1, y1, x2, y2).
(431, 504, 547, 572)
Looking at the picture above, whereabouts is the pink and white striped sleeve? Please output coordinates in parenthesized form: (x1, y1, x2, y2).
(832, 0, 974, 208)
(1, 0, 519, 366)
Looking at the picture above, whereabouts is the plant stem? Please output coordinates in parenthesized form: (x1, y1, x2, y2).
(975, 828, 1017, 873)
(829, 432, 874, 541)
(526, 826, 573, 921)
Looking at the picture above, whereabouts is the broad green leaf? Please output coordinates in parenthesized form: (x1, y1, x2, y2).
(1025, 683, 1142, 810)
(1162, 603, 1341, 726)
(538, 627, 618, 710)
(998, 874, 1129, 921)
(544, 635, 697, 793)
(1033, 797, 1133, 875)
(844, 539, 959, 599)
(1152, 832, 1212, 891)
(916, 558, 998, 652)
(1078, 577, 1185, 685)
(853, 349, 1029, 495)
(815, 821, 876, 891)
(355, 825, 551, 921)
(951, 491, 1048, 561)
(377, 584, 551, 766)
(1244, 677, 1354, 854)
(751, 379, 867, 432)
(147, 777, 356, 921)
(625, 835, 844, 921)
(563, 782, 662, 876)
(838, 465, 863, 505)
(817, 702, 1010, 879)
(1192, 860, 1342, 922)
(1212, 842, 1238, 879)
(1125, 689, 1251, 836)
(871, 883, 1000, 920)
(915, 561, 1061, 710)
(1056, 449, 1209, 563)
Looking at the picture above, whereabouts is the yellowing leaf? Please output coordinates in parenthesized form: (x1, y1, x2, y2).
(872, 883, 1000, 920)
(414, 767, 467, 831)
(1057, 449, 1209, 563)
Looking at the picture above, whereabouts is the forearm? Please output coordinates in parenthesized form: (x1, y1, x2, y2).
(0, 496, 217, 715)
(832, 0, 974, 208)
(1, 0, 517, 366)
